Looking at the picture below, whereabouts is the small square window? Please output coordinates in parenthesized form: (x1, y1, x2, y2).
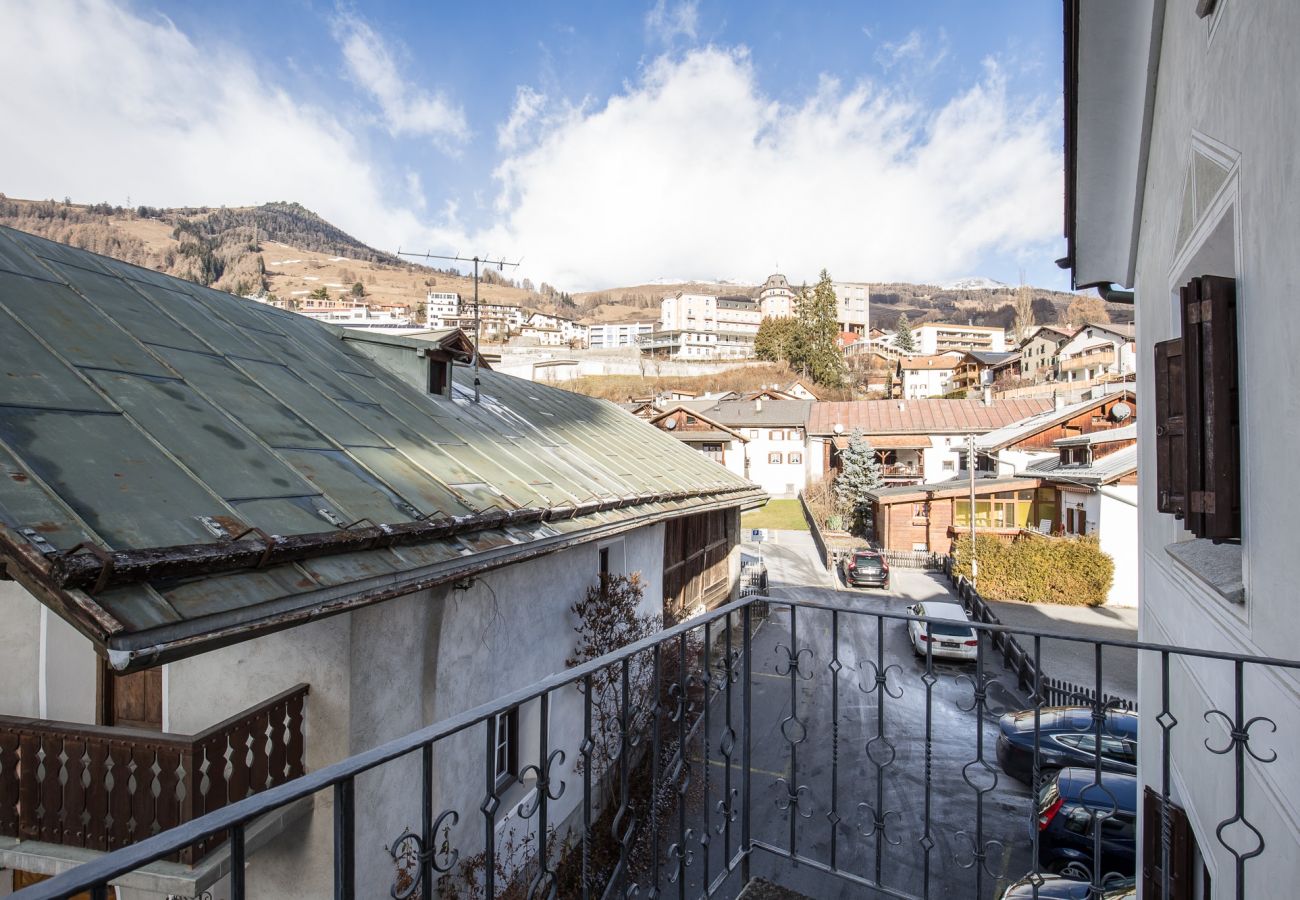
(788, 453, 802, 465)
(768, 452, 783, 464)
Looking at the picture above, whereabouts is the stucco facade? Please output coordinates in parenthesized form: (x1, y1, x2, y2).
(0, 525, 670, 898)
(1071, 1, 1300, 894)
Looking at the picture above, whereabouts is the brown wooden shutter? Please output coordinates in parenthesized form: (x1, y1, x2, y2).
(1142, 786, 1193, 900)
(1154, 338, 1187, 518)
(1181, 274, 1240, 541)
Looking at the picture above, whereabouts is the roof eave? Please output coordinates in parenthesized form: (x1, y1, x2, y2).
(1065, 0, 1166, 290)
(29, 489, 764, 672)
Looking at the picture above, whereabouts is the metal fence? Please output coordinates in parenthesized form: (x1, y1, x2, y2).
(14, 597, 1295, 900)
(877, 549, 945, 570)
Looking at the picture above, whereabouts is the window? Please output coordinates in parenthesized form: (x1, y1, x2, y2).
(701, 442, 724, 462)
(788, 452, 802, 465)
(768, 452, 783, 464)
(942, 460, 955, 472)
(768, 430, 783, 440)
(599, 546, 610, 578)
(493, 707, 519, 790)
(1155, 275, 1239, 540)
(686, 416, 697, 424)
(428, 359, 449, 395)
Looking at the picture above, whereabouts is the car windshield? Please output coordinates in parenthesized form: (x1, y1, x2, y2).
(927, 621, 974, 638)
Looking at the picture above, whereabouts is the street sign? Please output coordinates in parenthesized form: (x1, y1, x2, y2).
(750, 528, 766, 543)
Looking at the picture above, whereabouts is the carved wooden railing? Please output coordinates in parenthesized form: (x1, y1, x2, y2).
(0, 683, 308, 864)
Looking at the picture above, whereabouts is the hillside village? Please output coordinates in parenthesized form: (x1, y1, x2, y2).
(0, 3, 1295, 900)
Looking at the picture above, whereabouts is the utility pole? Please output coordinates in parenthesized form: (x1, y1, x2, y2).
(967, 432, 978, 589)
(397, 249, 520, 403)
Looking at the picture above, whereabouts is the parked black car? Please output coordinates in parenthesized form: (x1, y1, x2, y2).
(997, 706, 1138, 784)
(998, 874, 1136, 899)
(840, 549, 890, 588)
(1037, 768, 1138, 880)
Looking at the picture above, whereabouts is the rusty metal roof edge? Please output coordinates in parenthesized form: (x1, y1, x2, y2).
(99, 488, 766, 671)
(43, 484, 759, 593)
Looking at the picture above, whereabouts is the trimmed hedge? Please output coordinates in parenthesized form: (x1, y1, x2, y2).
(951, 533, 1114, 607)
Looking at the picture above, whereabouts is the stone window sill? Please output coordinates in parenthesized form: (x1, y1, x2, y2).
(1165, 539, 1244, 605)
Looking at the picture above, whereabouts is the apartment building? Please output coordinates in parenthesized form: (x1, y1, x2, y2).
(898, 353, 963, 399)
(588, 321, 654, 349)
(911, 322, 1007, 354)
(647, 293, 761, 358)
(831, 281, 871, 335)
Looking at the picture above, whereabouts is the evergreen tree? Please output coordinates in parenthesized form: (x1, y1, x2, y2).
(755, 315, 800, 363)
(796, 269, 847, 387)
(834, 430, 883, 536)
(350, 281, 367, 298)
(894, 313, 915, 352)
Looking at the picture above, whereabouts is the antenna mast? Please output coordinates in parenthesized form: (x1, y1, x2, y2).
(397, 249, 521, 403)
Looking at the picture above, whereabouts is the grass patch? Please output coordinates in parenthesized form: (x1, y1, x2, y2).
(742, 499, 809, 532)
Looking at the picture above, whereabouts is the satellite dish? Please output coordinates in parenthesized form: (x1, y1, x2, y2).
(1110, 401, 1133, 422)
(665, 419, 678, 430)
(832, 423, 844, 435)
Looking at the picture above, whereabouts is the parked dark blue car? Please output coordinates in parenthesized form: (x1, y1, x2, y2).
(998, 706, 1138, 784)
(1037, 768, 1138, 880)
(997, 874, 1136, 899)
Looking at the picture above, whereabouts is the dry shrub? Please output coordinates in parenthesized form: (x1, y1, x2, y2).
(951, 533, 1114, 606)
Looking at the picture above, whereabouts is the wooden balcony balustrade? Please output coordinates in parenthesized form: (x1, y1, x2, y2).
(1060, 349, 1116, 371)
(0, 683, 308, 864)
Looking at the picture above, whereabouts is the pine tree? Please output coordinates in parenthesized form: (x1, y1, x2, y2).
(834, 429, 883, 536)
(894, 313, 915, 352)
(755, 315, 800, 363)
(796, 269, 847, 387)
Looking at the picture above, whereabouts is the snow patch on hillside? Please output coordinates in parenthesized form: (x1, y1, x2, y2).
(940, 276, 1009, 291)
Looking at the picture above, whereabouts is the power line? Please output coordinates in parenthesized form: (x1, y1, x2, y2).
(397, 249, 521, 403)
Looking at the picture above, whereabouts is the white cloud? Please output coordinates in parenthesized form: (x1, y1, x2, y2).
(454, 48, 1061, 290)
(497, 86, 548, 152)
(332, 11, 467, 145)
(874, 28, 950, 75)
(0, 0, 428, 252)
(644, 0, 699, 45)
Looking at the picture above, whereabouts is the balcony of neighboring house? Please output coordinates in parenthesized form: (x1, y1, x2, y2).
(1059, 348, 1115, 374)
(25, 598, 1300, 900)
(875, 449, 924, 483)
(1, 684, 309, 898)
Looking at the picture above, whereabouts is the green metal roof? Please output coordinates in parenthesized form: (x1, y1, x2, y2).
(0, 226, 764, 669)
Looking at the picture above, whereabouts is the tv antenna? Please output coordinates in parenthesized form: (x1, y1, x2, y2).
(397, 249, 521, 403)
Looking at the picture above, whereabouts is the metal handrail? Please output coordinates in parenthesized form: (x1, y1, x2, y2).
(16, 596, 1300, 899)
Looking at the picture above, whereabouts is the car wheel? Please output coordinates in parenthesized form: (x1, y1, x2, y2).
(1051, 859, 1092, 880)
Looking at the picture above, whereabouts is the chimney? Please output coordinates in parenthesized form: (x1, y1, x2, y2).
(755, 397, 763, 413)
(1054, 391, 1065, 411)
(982, 386, 993, 407)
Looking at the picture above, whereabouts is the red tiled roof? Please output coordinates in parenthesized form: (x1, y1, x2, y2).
(808, 397, 1055, 435)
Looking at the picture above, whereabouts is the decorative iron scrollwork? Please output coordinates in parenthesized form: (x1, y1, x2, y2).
(388, 809, 460, 899)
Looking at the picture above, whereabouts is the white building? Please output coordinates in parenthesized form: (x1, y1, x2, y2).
(757, 273, 796, 319)
(1067, 1, 1300, 893)
(910, 322, 1007, 355)
(647, 293, 761, 358)
(898, 353, 964, 399)
(0, 228, 764, 899)
(1056, 322, 1137, 382)
(831, 281, 871, 335)
(669, 399, 813, 497)
(424, 290, 461, 323)
(588, 321, 654, 349)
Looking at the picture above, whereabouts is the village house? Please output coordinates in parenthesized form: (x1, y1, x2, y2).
(806, 397, 1054, 487)
(951, 350, 1021, 394)
(1017, 323, 1074, 381)
(965, 388, 1137, 478)
(642, 405, 748, 479)
(897, 353, 963, 399)
(0, 227, 763, 897)
(668, 398, 812, 498)
(1056, 321, 1136, 382)
(1066, 0, 1300, 893)
(863, 432, 1137, 607)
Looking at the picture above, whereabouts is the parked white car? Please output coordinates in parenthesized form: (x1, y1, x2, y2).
(906, 601, 980, 661)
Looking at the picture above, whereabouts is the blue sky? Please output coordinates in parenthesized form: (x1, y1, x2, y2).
(1, 1, 1068, 291)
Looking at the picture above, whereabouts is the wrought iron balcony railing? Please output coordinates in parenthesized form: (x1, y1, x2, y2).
(11, 600, 1296, 900)
(0, 683, 308, 865)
